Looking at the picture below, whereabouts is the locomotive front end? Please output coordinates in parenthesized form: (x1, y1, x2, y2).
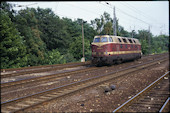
(91, 35, 113, 65)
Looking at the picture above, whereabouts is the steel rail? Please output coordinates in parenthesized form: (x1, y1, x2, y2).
(1, 53, 167, 75)
(1, 61, 90, 72)
(2, 54, 166, 89)
(1, 57, 168, 112)
(113, 71, 169, 113)
(1, 66, 97, 89)
(1, 55, 167, 89)
(1, 61, 90, 78)
(1, 53, 167, 79)
(159, 97, 170, 113)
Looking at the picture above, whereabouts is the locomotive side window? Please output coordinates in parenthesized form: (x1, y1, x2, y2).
(109, 37, 113, 42)
(118, 38, 122, 42)
(120, 44, 123, 48)
(122, 38, 127, 43)
(133, 40, 136, 43)
(94, 38, 100, 43)
(125, 44, 127, 48)
(128, 39, 133, 43)
(101, 37, 108, 42)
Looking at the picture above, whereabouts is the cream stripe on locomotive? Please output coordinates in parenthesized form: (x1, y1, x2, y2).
(92, 50, 142, 55)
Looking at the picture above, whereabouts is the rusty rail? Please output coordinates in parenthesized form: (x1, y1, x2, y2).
(113, 71, 169, 113)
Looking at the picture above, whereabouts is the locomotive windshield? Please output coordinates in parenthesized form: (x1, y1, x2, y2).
(101, 37, 108, 42)
(94, 38, 100, 42)
(93, 37, 108, 43)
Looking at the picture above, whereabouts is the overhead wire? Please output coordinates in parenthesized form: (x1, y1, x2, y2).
(99, 2, 151, 26)
(98, 1, 168, 35)
(117, 2, 167, 32)
(125, 2, 160, 23)
(119, 2, 154, 23)
(119, 2, 165, 29)
(12, 2, 167, 35)
(63, 2, 102, 18)
(53, 2, 107, 24)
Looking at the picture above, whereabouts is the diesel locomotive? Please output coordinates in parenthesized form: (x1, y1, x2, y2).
(91, 35, 142, 66)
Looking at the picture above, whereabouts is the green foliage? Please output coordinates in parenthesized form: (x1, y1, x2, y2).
(14, 8, 46, 65)
(69, 36, 91, 61)
(0, 10, 27, 69)
(151, 35, 169, 54)
(63, 53, 77, 63)
(136, 30, 169, 55)
(91, 12, 113, 35)
(33, 8, 69, 51)
(63, 18, 81, 38)
(0, 2, 16, 21)
(140, 39, 149, 55)
(43, 49, 66, 65)
(117, 25, 130, 37)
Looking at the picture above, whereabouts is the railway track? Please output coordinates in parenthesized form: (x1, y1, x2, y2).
(1, 53, 166, 79)
(1, 54, 168, 97)
(1, 61, 90, 78)
(159, 97, 170, 112)
(2, 53, 168, 88)
(113, 71, 169, 112)
(1, 66, 98, 89)
(1, 55, 168, 112)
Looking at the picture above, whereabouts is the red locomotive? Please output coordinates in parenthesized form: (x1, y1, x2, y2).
(91, 35, 142, 66)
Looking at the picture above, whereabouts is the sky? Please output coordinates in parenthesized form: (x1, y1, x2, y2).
(9, 1, 169, 36)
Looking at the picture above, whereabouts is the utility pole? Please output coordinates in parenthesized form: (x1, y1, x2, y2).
(148, 26, 151, 54)
(132, 30, 135, 38)
(113, 6, 117, 36)
(132, 26, 135, 38)
(81, 20, 85, 62)
(105, 2, 116, 36)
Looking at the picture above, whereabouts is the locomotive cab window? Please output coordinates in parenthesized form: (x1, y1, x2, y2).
(109, 37, 113, 42)
(101, 37, 108, 42)
(94, 38, 100, 43)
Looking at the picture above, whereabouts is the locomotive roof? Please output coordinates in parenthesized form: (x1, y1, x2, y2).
(94, 35, 141, 45)
(95, 35, 135, 39)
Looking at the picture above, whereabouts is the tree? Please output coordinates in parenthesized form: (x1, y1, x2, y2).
(43, 49, 65, 65)
(117, 25, 130, 37)
(14, 8, 47, 66)
(69, 36, 91, 61)
(1, 2, 168, 68)
(0, 10, 27, 68)
(137, 30, 153, 55)
(0, 2, 16, 21)
(33, 7, 69, 51)
(151, 35, 169, 54)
